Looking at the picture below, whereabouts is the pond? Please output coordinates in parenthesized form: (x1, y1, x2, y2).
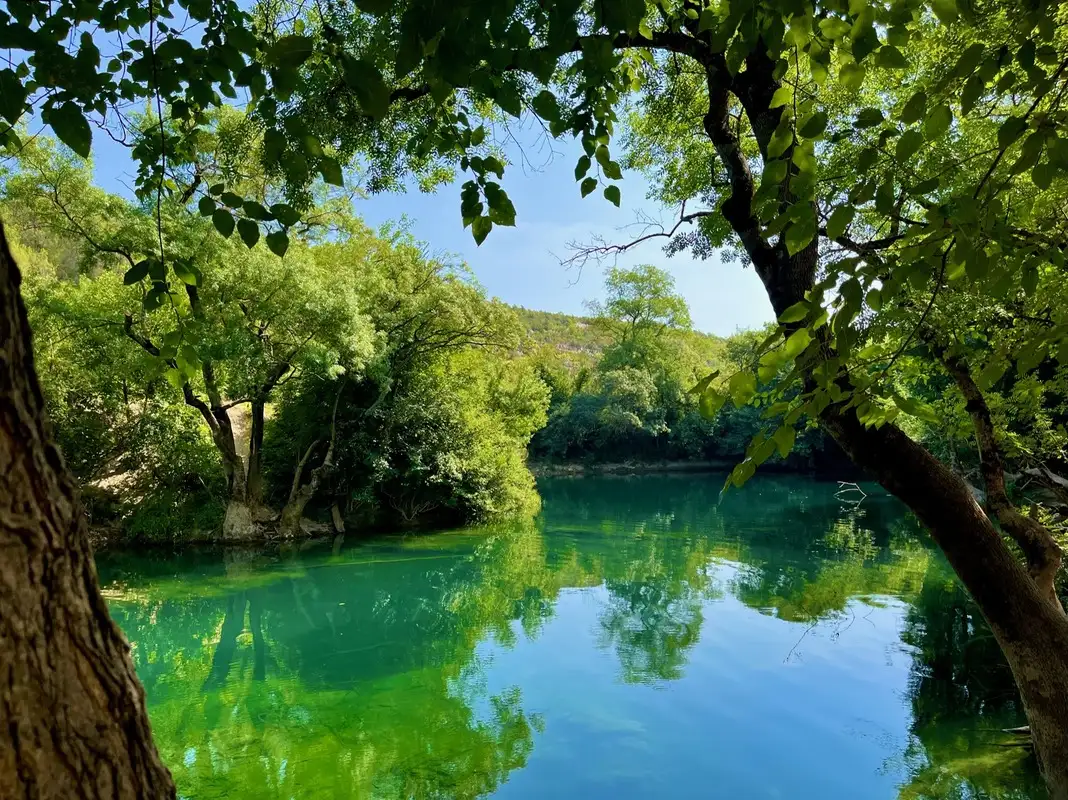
(98, 474, 1044, 799)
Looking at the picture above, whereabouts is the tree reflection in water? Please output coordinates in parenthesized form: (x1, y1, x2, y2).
(101, 474, 1043, 799)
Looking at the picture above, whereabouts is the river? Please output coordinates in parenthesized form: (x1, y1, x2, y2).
(98, 474, 1043, 799)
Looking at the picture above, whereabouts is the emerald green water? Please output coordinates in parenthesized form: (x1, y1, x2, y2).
(99, 475, 1044, 799)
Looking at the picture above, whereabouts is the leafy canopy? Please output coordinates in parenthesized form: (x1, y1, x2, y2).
(4, 0, 1067, 490)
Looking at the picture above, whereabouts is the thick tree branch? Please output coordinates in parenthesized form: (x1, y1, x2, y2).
(933, 340, 1064, 609)
(702, 64, 779, 282)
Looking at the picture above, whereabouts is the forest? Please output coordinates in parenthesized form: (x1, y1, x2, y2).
(1, 0, 1068, 797)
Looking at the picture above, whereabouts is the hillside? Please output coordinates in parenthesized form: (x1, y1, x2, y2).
(513, 306, 728, 367)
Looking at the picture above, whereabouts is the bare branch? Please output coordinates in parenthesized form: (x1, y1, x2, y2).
(561, 203, 716, 269)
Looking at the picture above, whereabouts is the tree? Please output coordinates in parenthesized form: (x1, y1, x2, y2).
(3, 141, 374, 538)
(265, 235, 548, 529)
(4, 0, 1068, 794)
(0, 222, 175, 796)
(586, 264, 692, 347)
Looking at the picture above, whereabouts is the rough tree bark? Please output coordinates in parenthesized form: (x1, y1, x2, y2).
(0, 221, 175, 798)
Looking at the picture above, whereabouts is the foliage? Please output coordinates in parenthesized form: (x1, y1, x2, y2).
(6, 147, 545, 537)
(528, 264, 838, 468)
(264, 234, 549, 526)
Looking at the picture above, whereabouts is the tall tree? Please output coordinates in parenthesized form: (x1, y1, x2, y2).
(0, 222, 175, 796)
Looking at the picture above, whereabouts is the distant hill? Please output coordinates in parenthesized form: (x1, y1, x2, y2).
(513, 307, 613, 356)
(513, 306, 728, 367)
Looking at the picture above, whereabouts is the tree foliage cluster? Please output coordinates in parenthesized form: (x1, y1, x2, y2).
(526, 264, 839, 467)
(2, 139, 546, 540)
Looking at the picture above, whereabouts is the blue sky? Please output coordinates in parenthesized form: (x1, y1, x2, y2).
(89, 121, 773, 337)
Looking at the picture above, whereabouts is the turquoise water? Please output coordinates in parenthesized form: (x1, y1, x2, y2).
(98, 474, 1043, 799)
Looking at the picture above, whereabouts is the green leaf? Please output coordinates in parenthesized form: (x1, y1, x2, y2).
(785, 213, 817, 255)
(164, 368, 184, 389)
(798, 111, 828, 139)
(471, 215, 493, 245)
(265, 231, 289, 257)
(485, 184, 517, 226)
(319, 156, 344, 186)
(960, 74, 984, 116)
(827, 205, 856, 241)
(689, 370, 721, 396)
(172, 260, 198, 286)
(698, 388, 727, 420)
(270, 203, 301, 227)
(1033, 162, 1053, 190)
(580, 177, 597, 197)
(772, 426, 796, 458)
(531, 90, 559, 122)
(784, 327, 812, 359)
(267, 35, 314, 67)
(875, 45, 908, 70)
(0, 68, 27, 124)
(212, 210, 235, 238)
(892, 393, 939, 423)
(955, 43, 986, 77)
(839, 62, 866, 92)
(603, 185, 621, 207)
(220, 191, 244, 207)
(976, 359, 1008, 390)
(924, 104, 953, 140)
(341, 55, 391, 120)
(856, 147, 880, 173)
(997, 116, 1028, 150)
(44, 102, 91, 158)
(854, 107, 884, 128)
(237, 218, 260, 248)
(930, 0, 958, 24)
(770, 86, 793, 108)
(900, 91, 926, 125)
(729, 371, 757, 407)
(124, 260, 151, 285)
(729, 459, 757, 488)
(819, 18, 851, 39)
(778, 301, 810, 323)
(576, 151, 593, 178)
(197, 196, 216, 217)
(243, 201, 271, 221)
(768, 123, 794, 159)
(896, 130, 924, 161)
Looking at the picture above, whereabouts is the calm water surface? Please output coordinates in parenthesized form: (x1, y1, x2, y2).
(98, 475, 1044, 799)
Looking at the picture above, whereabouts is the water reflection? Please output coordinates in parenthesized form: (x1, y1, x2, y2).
(99, 474, 1042, 799)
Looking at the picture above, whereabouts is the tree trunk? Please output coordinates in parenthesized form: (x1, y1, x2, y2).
(0, 221, 175, 798)
(279, 385, 343, 536)
(821, 409, 1068, 796)
(246, 398, 265, 508)
(692, 40, 1068, 795)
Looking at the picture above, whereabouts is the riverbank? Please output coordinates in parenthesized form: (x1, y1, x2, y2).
(528, 460, 735, 477)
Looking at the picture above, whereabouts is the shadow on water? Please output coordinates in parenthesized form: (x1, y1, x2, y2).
(99, 473, 1043, 799)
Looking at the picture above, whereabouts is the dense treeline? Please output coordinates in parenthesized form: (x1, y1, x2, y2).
(525, 264, 843, 469)
(10, 135, 1068, 547)
(3, 135, 547, 541)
